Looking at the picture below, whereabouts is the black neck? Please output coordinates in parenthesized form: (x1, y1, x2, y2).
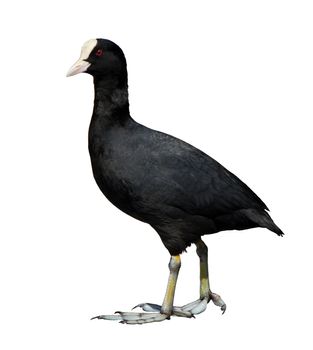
(92, 75, 131, 125)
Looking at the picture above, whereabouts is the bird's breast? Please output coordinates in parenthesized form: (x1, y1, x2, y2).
(88, 128, 147, 219)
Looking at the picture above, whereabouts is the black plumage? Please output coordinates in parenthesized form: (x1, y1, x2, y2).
(67, 39, 283, 323)
(85, 39, 283, 255)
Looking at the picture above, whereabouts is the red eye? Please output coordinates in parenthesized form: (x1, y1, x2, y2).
(96, 49, 103, 57)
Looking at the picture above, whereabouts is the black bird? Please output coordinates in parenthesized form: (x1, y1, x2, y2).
(67, 39, 283, 324)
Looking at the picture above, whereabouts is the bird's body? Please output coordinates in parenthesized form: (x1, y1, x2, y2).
(67, 38, 283, 324)
(89, 86, 281, 255)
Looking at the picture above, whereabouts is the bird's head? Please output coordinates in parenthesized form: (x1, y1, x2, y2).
(67, 38, 127, 82)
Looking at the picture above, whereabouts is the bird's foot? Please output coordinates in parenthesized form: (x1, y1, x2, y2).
(91, 291, 226, 324)
(134, 291, 226, 318)
(91, 303, 194, 324)
(91, 311, 169, 324)
(133, 299, 207, 317)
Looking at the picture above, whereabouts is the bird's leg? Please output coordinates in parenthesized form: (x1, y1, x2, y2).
(135, 240, 226, 317)
(181, 239, 226, 314)
(156, 239, 226, 316)
(160, 255, 181, 315)
(92, 255, 192, 324)
(197, 238, 210, 299)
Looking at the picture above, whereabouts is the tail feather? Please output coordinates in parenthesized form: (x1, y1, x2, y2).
(244, 209, 284, 236)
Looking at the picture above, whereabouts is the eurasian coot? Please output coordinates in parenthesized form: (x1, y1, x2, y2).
(67, 39, 283, 324)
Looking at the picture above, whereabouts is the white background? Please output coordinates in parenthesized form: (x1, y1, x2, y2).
(1, 0, 312, 349)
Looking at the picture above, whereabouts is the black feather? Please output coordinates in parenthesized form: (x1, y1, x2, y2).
(83, 39, 283, 255)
